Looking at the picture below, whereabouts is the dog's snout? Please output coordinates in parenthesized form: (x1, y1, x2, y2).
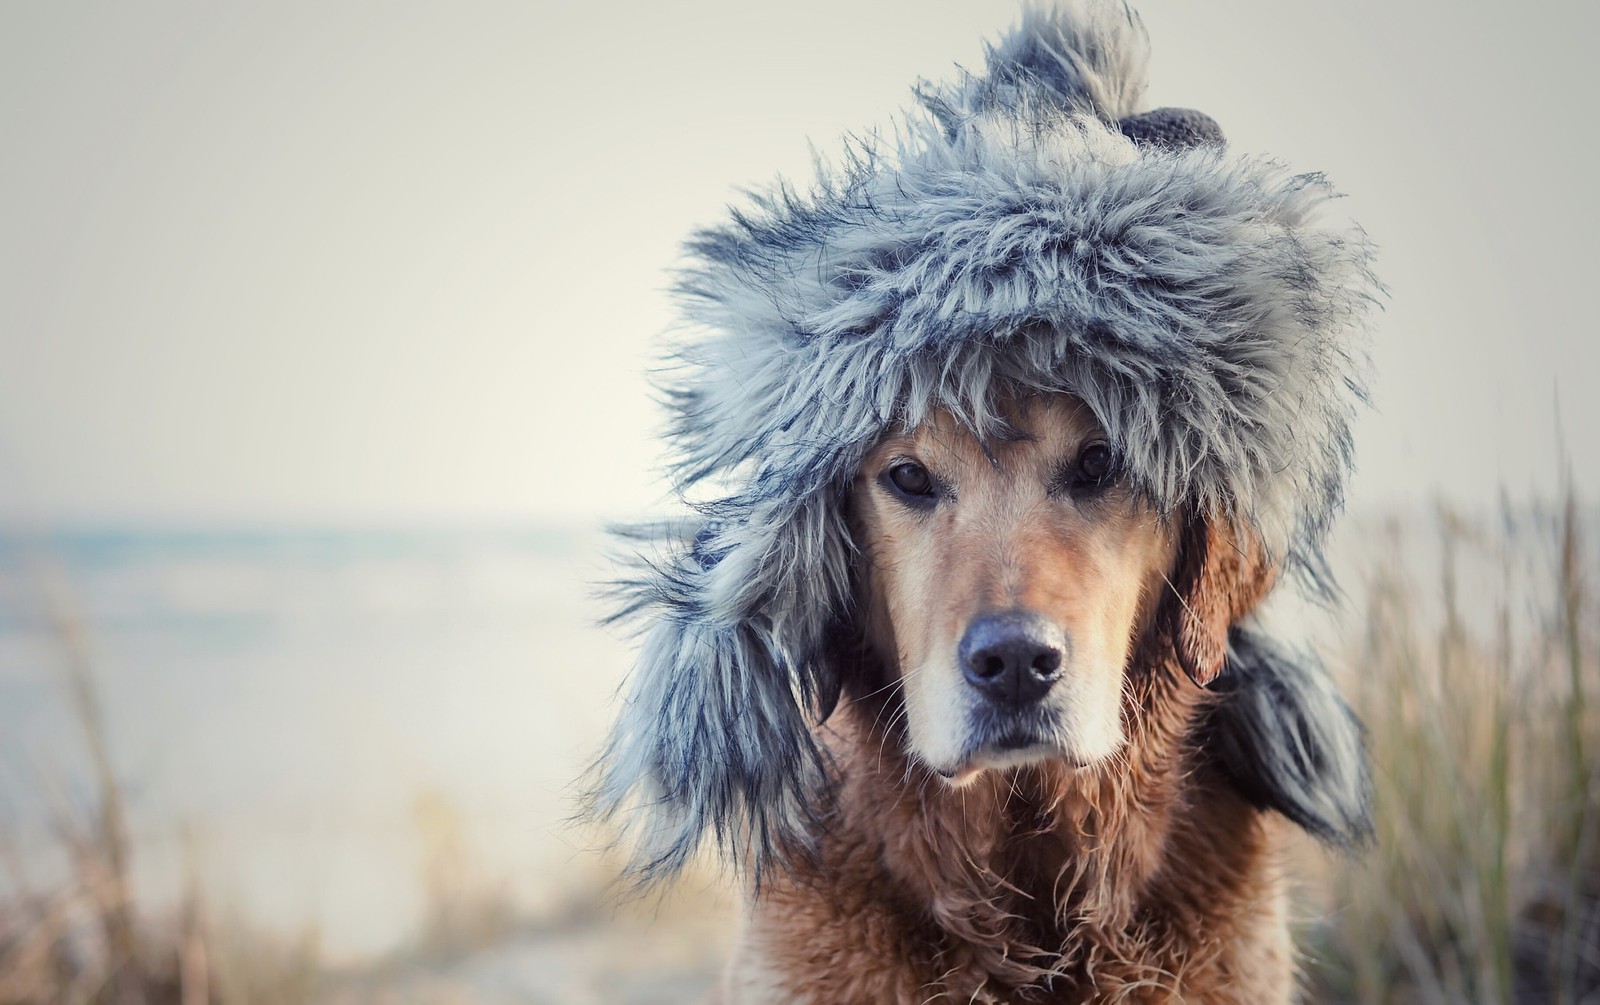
(959, 611, 1067, 706)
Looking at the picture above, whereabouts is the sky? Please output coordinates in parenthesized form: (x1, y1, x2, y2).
(1, 1, 1596, 526)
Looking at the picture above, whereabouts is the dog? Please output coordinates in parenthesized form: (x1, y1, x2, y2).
(712, 395, 1354, 1002)
(590, 4, 1380, 1001)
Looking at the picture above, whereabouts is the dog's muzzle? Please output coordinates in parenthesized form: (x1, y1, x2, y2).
(958, 610, 1068, 707)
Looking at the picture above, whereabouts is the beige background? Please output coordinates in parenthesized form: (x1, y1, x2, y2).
(2, 0, 1596, 525)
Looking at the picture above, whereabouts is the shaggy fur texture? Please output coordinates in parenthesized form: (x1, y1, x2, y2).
(1205, 627, 1372, 846)
(591, 0, 1378, 922)
(719, 649, 1297, 1003)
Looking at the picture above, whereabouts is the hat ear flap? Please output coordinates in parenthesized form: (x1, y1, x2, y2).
(1203, 628, 1373, 846)
(590, 513, 843, 885)
(1164, 516, 1276, 687)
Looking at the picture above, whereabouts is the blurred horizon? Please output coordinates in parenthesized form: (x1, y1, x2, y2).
(0, 521, 629, 963)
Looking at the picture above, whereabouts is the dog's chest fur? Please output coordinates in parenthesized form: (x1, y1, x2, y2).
(717, 669, 1296, 1004)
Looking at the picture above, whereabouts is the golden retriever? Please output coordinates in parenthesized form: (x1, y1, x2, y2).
(713, 395, 1299, 1003)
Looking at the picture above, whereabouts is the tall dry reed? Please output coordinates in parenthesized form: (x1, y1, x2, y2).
(0, 554, 322, 1005)
(1306, 495, 1599, 1004)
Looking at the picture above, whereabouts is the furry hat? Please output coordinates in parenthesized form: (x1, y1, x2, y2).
(593, 1, 1379, 882)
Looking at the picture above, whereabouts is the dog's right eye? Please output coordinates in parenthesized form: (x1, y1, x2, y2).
(884, 461, 938, 505)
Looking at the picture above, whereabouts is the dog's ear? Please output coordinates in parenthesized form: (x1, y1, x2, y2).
(1163, 516, 1276, 686)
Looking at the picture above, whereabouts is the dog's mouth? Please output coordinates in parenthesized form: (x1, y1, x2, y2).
(971, 706, 1057, 751)
(991, 728, 1046, 752)
(934, 743, 1077, 785)
(931, 710, 1086, 783)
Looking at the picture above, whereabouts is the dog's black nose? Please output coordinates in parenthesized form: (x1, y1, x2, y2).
(958, 611, 1067, 706)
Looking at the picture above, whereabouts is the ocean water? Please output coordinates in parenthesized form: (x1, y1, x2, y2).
(0, 525, 635, 960)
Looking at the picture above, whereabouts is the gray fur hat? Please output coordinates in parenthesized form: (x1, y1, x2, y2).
(594, 1, 1379, 881)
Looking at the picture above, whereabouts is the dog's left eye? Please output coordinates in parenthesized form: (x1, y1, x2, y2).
(1063, 441, 1118, 494)
(884, 461, 938, 504)
(1078, 443, 1113, 481)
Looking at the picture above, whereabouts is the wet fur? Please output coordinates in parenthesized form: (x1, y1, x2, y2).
(721, 677, 1294, 1003)
(716, 410, 1307, 1002)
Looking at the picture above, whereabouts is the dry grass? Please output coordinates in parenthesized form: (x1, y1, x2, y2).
(409, 789, 516, 961)
(0, 546, 727, 1004)
(1, 558, 200, 1005)
(1302, 494, 1600, 1003)
(0, 554, 325, 1005)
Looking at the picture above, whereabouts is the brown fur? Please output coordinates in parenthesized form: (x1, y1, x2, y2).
(717, 399, 1295, 1004)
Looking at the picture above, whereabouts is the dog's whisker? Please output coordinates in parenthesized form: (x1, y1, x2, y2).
(876, 703, 912, 775)
(852, 674, 913, 704)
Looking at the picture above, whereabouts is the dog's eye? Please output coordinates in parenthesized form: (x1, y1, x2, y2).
(1068, 441, 1117, 493)
(1079, 443, 1112, 480)
(884, 461, 937, 504)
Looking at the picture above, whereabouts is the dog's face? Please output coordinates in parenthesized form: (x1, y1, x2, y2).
(853, 395, 1177, 783)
